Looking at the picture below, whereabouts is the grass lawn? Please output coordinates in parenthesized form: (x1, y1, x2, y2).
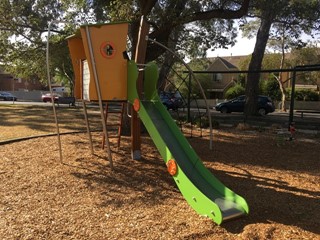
(0, 104, 102, 141)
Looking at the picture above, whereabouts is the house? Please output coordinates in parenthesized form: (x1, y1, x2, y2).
(206, 55, 319, 99)
(206, 57, 244, 99)
(0, 66, 45, 92)
(0, 70, 13, 91)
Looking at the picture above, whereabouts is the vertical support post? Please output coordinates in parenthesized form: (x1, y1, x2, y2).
(131, 16, 149, 160)
(12, 77, 15, 104)
(46, 21, 63, 163)
(187, 72, 192, 122)
(82, 100, 94, 154)
(288, 68, 296, 130)
(85, 26, 113, 169)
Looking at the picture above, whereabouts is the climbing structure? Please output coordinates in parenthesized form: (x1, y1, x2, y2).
(101, 102, 125, 150)
(67, 22, 130, 168)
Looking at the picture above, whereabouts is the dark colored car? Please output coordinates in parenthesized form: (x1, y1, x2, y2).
(160, 91, 184, 110)
(41, 93, 61, 103)
(215, 95, 275, 115)
(0, 92, 17, 101)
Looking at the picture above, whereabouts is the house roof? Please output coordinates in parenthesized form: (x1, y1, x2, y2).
(218, 57, 238, 69)
(208, 55, 248, 69)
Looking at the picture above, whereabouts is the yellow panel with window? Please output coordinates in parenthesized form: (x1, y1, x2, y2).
(80, 22, 129, 101)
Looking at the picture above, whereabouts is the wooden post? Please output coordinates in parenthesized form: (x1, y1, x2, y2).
(131, 16, 149, 160)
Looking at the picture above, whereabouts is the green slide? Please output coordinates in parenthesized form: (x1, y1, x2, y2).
(127, 61, 249, 225)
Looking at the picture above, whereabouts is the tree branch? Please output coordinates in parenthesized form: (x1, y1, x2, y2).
(139, 0, 251, 61)
(139, 0, 157, 15)
(189, 0, 250, 22)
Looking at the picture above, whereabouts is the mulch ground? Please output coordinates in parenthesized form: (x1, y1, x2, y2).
(0, 125, 319, 239)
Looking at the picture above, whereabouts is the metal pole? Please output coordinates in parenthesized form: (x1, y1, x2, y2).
(187, 73, 191, 123)
(82, 100, 94, 154)
(85, 25, 113, 169)
(12, 78, 15, 104)
(147, 37, 213, 149)
(186, 65, 320, 74)
(288, 68, 296, 130)
(46, 21, 63, 162)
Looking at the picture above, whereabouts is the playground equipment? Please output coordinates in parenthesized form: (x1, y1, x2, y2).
(67, 22, 131, 168)
(64, 21, 249, 224)
(127, 61, 249, 224)
(68, 23, 128, 101)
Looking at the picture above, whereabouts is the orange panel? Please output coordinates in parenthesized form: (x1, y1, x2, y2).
(67, 36, 86, 99)
(80, 22, 128, 101)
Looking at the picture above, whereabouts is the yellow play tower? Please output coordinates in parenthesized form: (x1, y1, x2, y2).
(68, 22, 129, 101)
(67, 22, 130, 169)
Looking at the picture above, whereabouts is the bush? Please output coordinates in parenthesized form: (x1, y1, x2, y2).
(225, 84, 245, 99)
(287, 88, 319, 101)
(296, 89, 319, 101)
(195, 116, 219, 129)
(260, 78, 282, 101)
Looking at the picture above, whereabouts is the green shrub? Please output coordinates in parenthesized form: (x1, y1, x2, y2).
(287, 88, 319, 101)
(260, 78, 282, 100)
(296, 89, 319, 101)
(225, 84, 245, 99)
(195, 116, 219, 129)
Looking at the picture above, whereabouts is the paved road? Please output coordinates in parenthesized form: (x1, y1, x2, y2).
(183, 107, 320, 131)
(0, 100, 76, 107)
(1, 101, 319, 131)
(210, 110, 320, 131)
(0, 100, 52, 106)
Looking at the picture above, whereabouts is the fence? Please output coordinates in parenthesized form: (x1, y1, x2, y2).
(190, 99, 320, 111)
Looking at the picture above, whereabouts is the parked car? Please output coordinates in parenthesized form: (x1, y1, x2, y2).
(41, 93, 61, 103)
(215, 95, 275, 115)
(159, 91, 184, 110)
(0, 92, 17, 101)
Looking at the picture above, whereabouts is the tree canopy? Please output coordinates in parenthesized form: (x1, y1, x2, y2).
(1, 0, 319, 108)
(240, 0, 320, 115)
(0, 0, 250, 90)
(0, 0, 73, 88)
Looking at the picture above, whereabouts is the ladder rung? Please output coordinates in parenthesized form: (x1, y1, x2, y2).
(108, 136, 119, 139)
(107, 111, 123, 114)
(102, 102, 125, 150)
(107, 124, 121, 127)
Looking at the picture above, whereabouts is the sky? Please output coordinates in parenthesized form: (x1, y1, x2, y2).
(207, 31, 320, 58)
(207, 35, 256, 58)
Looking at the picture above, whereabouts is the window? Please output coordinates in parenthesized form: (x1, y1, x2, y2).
(212, 73, 223, 82)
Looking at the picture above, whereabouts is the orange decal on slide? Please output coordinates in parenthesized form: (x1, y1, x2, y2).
(167, 159, 177, 176)
(133, 98, 140, 112)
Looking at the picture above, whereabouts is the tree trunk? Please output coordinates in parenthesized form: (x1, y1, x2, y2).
(245, 14, 274, 117)
(157, 28, 182, 90)
(273, 73, 287, 112)
(278, 34, 287, 112)
(278, 50, 287, 111)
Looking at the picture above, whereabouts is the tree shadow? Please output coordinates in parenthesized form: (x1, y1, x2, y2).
(191, 131, 319, 174)
(0, 105, 102, 137)
(60, 127, 319, 235)
(214, 168, 320, 235)
(186, 134, 319, 234)
(66, 139, 180, 209)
